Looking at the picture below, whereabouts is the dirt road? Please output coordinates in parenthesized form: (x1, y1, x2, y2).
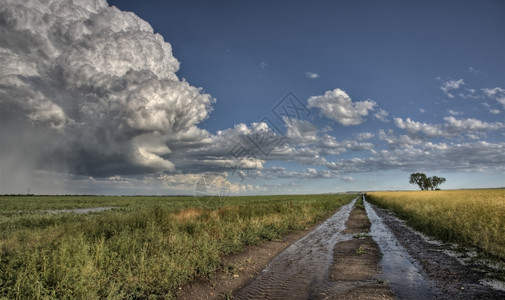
(233, 199, 357, 299)
(179, 196, 505, 299)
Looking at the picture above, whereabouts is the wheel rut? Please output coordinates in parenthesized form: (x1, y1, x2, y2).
(321, 196, 395, 299)
(183, 194, 505, 299)
(235, 196, 396, 299)
(234, 198, 356, 299)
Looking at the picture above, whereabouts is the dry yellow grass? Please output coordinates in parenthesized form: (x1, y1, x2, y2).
(174, 207, 204, 222)
(366, 189, 505, 260)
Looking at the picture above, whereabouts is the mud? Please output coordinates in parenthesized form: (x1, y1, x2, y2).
(365, 200, 438, 299)
(233, 198, 356, 299)
(324, 202, 396, 299)
(179, 196, 505, 299)
(367, 198, 505, 299)
(177, 200, 356, 300)
(177, 230, 311, 300)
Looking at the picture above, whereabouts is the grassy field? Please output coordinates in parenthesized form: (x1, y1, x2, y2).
(366, 189, 505, 261)
(0, 194, 355, 299)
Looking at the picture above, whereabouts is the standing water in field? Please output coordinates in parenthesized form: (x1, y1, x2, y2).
(45, 207, 115, 214)
(234, 198, 357, 300)
(364, 199, 440, 299)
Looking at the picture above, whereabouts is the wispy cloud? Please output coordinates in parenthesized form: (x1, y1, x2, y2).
(458, 88, 480, 99)
(483, 87, 505, 109)
(465, 66, 482, 75)
(440, 79, 465, 98)
(341, 176, 354, 182)
(394, 116, 504, 139)
(326, 140, 505, 173)
(355, 132, 375, 141)
(305, 72, 320, 79)
(447, 109, 463, 116)
(374, 108, 390, 122)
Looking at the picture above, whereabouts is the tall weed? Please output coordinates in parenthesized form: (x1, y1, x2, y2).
(0, 194, 354, 299)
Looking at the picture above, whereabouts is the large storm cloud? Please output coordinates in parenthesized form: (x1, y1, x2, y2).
(0, 0, 215, 190)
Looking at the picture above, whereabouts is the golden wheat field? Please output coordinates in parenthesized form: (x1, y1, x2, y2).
(366, 189, 505, 260)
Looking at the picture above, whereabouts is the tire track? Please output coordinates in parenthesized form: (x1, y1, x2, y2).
(234, 197, 357, 300)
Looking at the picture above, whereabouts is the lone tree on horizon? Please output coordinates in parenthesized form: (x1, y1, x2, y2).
(409, 173, 446, 190)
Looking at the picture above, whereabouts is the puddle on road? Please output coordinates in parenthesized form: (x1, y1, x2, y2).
(234, 198, 357, 300)
(364, 198, 440, 299)
(45, 207, 115, 214)
(236, 197, 441, 299)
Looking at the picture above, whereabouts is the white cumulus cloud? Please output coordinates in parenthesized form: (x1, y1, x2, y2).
(307, 88, 376, 126)
(284, 117, 319, 145)
(0, 0, 214, 191)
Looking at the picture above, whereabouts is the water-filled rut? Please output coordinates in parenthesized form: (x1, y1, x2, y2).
(225, 195, 505, 299)
(234, 198, 357, 300)
(364, 198, 439, 299)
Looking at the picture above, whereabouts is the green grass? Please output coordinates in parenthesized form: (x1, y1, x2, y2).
(0, 194, 355, 299)
(355, 194, 365, 210)
(366, 189, 505, 260)
(356, 245, 366, 255)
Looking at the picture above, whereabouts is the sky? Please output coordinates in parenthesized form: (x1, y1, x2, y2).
(1, 0, 504, 195)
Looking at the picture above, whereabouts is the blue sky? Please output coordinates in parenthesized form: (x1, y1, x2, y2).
(1, 0, 504, 195)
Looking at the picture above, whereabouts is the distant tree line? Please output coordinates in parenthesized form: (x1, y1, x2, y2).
(409, 173, 446, 190)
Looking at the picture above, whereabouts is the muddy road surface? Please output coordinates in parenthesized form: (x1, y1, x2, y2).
(233, 195, 505, 299)
(368, 198, 505, 299)
(234, 198, 357, 299)
(235, 196, 395, 299)
(180, 195, 505, 299)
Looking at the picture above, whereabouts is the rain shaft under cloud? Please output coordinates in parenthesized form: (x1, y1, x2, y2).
(0, 0, 216, 191)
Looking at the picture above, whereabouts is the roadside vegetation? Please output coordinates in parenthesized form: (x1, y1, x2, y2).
(0, 194, 354, 299)
(366, 189, 505, 260)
